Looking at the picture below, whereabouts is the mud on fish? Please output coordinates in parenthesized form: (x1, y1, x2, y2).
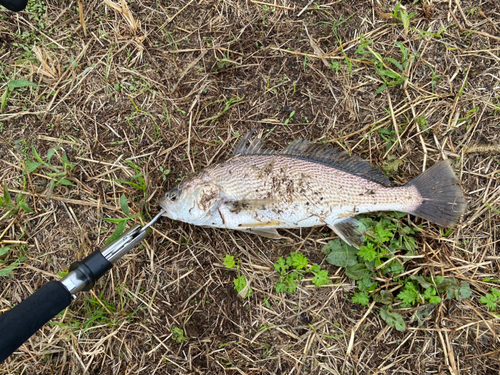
(159, 131, 466, 248)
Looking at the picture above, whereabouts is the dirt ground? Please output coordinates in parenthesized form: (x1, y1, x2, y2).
(0, 0, 499, 374)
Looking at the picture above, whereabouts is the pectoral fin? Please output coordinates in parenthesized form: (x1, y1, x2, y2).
(236, 220, 283, 239)
(328, 217, 366, 248)
(241, 228, 282, 239)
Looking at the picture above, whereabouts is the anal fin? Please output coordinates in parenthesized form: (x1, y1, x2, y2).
(328, 217, 366, 248)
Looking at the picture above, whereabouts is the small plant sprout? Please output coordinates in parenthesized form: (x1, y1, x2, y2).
(1, 79, 37, 113)
(223, 254, 252, 298)
(392, 2, 416, 36)
(479, 288, 500, 310)
(158, 166, 170, 181)
(0, 245, 26, 277)
(26, 146, 75, 193)
(223, 255, 236, 269)
(274, 252, 330, 294)
(1, 184, 33, 216)
(284, 110, 295, 125)
(114, 161, 146, 195)
(104, 195, 140, 245)
(355, 37, 414, 95)
(171, 326, 188, 344)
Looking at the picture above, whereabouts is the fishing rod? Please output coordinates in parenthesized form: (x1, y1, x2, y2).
(0, 0, 27, 12)
(0, 210, 165, 363)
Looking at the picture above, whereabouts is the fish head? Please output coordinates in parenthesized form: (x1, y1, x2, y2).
(159, 180, 222, 225)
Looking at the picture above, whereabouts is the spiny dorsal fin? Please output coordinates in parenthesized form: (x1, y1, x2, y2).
(232, 129, 278, 157)
(233, 131, 392, 186)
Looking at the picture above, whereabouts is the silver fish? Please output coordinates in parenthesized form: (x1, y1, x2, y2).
(159, 131, 466, 247)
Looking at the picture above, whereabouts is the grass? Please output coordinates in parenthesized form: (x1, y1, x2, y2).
(0, 0, 499, 374)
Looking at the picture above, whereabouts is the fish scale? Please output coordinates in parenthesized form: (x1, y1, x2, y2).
(160, 132, 466, 247)
(206, 155, 420, 218)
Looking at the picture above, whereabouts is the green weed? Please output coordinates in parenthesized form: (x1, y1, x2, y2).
(0, 245, 26, 277)
(355, 38, 413, 94)
(479, 288, 500, 310)
(0, 184, 33, 216)
(80, 294, 117, 330)
(284, 110, 295, 125)
(274, 252, 330, 293)
(391, 2, 415, 36)
(223, 254, 236, 269)
(103, 195, 140, 245)
(158, 166, 170, 181)
(114, 161, 146, 194)
(171, 325, 188, 343)
(26, 146, 75, 193)
(1, 79, 37, 113)
(323, 213, 471, 331)
(202, 96, 245, 124)
(223, 254, 252, 298)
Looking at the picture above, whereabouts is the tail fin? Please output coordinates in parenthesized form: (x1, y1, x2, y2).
(406, 160, 466, 227)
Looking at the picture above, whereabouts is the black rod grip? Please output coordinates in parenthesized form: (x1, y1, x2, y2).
(0, 0, 28, 11)
(0, 280, 72, 363)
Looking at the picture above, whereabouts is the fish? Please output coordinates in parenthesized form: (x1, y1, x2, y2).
(159, 131, 466, 248)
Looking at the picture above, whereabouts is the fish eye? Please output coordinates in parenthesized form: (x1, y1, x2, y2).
(168, 188, 180, 201)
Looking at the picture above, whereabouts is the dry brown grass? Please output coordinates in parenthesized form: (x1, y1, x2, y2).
(0, 0, 499, 373)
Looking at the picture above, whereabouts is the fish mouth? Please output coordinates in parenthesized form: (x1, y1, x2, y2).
(159, 196, 169, 210)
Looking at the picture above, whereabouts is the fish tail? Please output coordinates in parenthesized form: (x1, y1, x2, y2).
(406, 160, 466, 227)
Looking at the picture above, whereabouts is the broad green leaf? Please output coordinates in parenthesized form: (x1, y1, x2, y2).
(423, 286, 441, 305)
(0, 258, 21, 277)
(415, 304, 435, 327)
(223, 255, 235, 269)
(2, 185, 11, 206)
(479, 294, 497, 310)
(385, 57, 403, 71)
(275, 281, 288, 293)
(288, 252, 308, 270)
(26, 162, 41, 173)
(8, 79, 37, 90)
(380, 69, 401, 79)
(345, 263, 371, 280)
(377, 290, 394, 305)
(384, 258, 404, 276)
(397, 283, 419, 306)
(103, 217, 131, 223)
(357, 275, 377, 292)
(120, 194, 130, 216)
(47, 147, 57, 162)
(352, 292, 370, 306)
(59, 178, 73, 186)
(234, 275, 246, 293)
(62, 153, 74, 171)
(0, 246, 13, 257)
(312, 269, 329, 287)
(374, 84, 387, 95)
(459, 282, 472, 300)
(31, 146, 44, 164)
(357, 243, 377, 262)
(274, 257, 288, 274)
(105, 220, 127, 245)
(380, 306, 406, 332)
(18, 201, 33, 213)
(324, 239, 358, 268)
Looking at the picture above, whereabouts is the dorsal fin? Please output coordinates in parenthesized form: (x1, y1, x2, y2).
(232, 130, 277, 157)
(232, 131, 392, 186)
